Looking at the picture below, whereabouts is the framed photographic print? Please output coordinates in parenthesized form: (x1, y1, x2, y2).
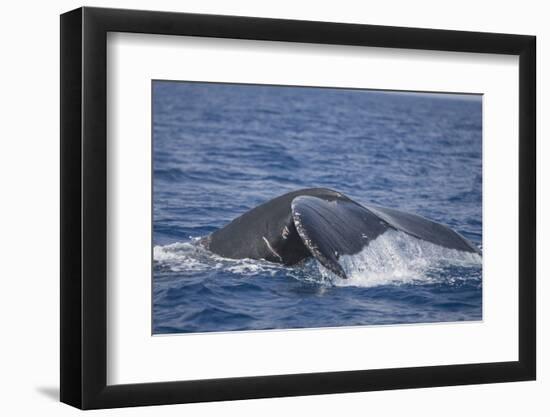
(60, 6, 536, 409)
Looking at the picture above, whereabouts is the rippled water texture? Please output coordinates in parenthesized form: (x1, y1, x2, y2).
(153, 81, 482, 334)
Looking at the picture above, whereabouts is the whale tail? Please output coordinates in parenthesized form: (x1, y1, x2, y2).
(204, 188, 480, 278)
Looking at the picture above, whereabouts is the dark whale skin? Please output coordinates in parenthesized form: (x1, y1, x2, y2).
(202, 188, 480, 278)
(203, 188, 346, 265)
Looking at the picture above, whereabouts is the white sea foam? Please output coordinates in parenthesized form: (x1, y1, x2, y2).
(153, 241, 213, 272)
(154, 231, 482, 287)
(153, 239, 288, 276)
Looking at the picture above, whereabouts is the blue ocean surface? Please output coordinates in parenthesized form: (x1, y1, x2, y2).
(152, 81, 482, 334)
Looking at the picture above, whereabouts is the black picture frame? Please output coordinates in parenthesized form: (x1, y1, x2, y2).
(60, 6, 536, 410)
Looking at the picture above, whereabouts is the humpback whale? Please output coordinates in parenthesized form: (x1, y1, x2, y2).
(201, 188, 480, 278)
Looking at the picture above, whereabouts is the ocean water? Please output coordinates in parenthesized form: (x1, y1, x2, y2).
(152, 81, 482, 334)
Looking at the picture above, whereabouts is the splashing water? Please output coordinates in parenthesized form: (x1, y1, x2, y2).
(154, 230, 481, 288)
(320, 230, 481, 287)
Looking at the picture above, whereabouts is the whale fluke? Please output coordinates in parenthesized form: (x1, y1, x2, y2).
(202, 188, 480, 278)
